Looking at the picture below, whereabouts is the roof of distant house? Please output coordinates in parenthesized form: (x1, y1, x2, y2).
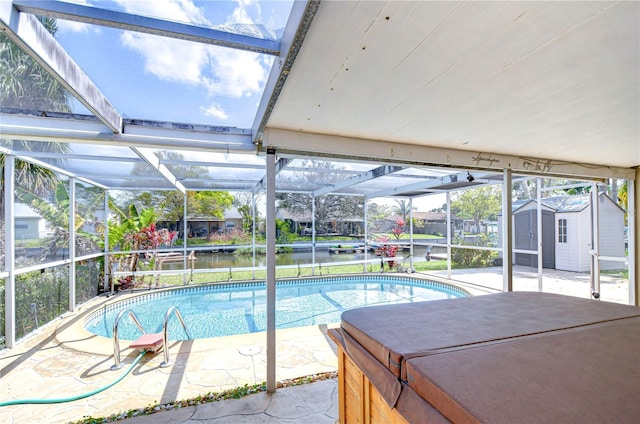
(14, 203, 42, 219)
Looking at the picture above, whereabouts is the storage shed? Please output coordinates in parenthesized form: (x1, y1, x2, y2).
(511, 194, 626, 272)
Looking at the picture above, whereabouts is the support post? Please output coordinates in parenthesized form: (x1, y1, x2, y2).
(104, 190, 110, 292)
(266, 148, 277, 393)
(69, 177, 76, 311)
(311, 194, 316, 275)
(409, 198, 414, 268)
(183, 192, 188, 284)
(4, 155, 16, 348)
(630, 172, 638, 306)
(363, 198, 368, 272)
(536, 178, 543, 291)
(590, 183, 601, 299)
(252, 192, 257, 280)
(446, 192, 452, 279)
(502, 169, 513, 292)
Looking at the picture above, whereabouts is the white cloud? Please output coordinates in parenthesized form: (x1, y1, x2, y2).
(120, 33, 209, 86)
(231, 0, 261, 24)
(203, 47, 268, 98)
(113, 0, 208, 25)
(201, 104, 229, 121)
(116, 0, 270, 116)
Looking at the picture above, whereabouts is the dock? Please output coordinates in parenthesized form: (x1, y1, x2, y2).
(329, 245, 365, 254)
(153, 251, 198, 268)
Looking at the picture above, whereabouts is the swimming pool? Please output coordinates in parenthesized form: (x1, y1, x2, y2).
(84, 275, 469, 340)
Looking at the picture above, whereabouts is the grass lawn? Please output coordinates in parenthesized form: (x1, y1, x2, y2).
(135, 259, 450, 288)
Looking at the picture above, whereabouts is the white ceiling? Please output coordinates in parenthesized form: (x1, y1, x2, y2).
(267, 1, 639, 170)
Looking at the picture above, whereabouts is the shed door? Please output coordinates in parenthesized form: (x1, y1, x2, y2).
(541, 211, 555, 268)
(514, 210, 555, 269)
(515, 211, 535, 266)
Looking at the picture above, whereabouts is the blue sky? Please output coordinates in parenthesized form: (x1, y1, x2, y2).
(55, 0, 294, 128)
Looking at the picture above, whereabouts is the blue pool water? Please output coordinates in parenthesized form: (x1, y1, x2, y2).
(84, 275, 468, 340)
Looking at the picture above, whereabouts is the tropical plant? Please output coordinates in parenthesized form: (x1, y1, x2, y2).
(391, 217, 405, 240)
(17, 181, 103, 259)
(106, 205, 175, 288)
(374, 235, 398, 270)
(0, 17, 71, 111)
(1, 15, 72, 260)
(392, 199, 414, 222)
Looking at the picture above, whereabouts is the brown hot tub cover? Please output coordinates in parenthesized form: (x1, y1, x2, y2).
(338, 291, 640, 423)
(341, 291, 640, 379)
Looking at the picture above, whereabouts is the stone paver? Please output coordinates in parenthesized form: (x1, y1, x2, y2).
(0, 292, 339, 424)
(432, 265, 630, 304)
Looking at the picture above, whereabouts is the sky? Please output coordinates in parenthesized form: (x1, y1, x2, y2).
(54, 0, 294, 127)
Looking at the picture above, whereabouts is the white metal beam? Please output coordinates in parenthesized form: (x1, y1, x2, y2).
(263, 128, 635, 181)
(131, 147, 186, 194)
(446, 192, 452, 279)
(536, 178, 543, 291)
(11, 154, 107, 189)
(590, 183, 601, 300)
(0, 111, 255, 152)
(68, 178, 76, 312)
(103, 192, 110, 292)
(160, 160, 264, 170)
(252, 0, 319, 143)
(265, 149, 277, 393)
(365, 170, 493, 199)
(502, 169, 513, 292)
(630, 173, 638, 306)
(4, 155, 16, 348)
(313, 164, 404, 197)
(0, 3, 122, 132)
(13, 0, 280, 56)
(9, 151, 144, 164)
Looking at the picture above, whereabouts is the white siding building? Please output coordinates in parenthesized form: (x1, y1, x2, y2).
(550, 194, 626, 272)
(14, 203, 48, 240)
(508, 194, 626, 272)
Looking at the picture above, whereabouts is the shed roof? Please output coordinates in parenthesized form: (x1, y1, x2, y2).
(513, 193, 625, 214)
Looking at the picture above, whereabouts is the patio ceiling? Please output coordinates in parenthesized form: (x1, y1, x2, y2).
(1, 1, 638, 197)
(264, 1, 639, 175)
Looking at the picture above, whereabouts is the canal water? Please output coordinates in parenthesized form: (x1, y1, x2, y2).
(162, 245, 446, 270)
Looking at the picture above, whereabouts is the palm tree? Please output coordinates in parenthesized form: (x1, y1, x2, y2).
(392, 199, 414, 222)
(0, 17, 71, 111)
(0, 16, 72, 260)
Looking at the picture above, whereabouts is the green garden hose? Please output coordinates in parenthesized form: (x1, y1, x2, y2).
(0, 350, 147, 407)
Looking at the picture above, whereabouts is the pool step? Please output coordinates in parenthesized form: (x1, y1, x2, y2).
(130, 333, 164, 352)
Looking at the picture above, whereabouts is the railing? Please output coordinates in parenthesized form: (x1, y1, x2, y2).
(160, 306, 192, 368)
(111, 308, 146, 370)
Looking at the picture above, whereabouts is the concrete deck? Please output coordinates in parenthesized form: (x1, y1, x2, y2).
(0, 290, 340, 424)
(0, 266, 630, 423)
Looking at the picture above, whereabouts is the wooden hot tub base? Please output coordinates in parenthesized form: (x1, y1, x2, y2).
(329, 292, 640, 424)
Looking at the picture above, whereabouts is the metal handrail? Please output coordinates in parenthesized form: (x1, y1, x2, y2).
(111, 308, 146, 371)
(160, 306, 192, 367)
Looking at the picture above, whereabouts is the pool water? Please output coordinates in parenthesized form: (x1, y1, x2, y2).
(85, 276, 468, 340)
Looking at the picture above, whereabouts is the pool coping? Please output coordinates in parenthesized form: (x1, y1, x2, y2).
(55, 273, 470, 357)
